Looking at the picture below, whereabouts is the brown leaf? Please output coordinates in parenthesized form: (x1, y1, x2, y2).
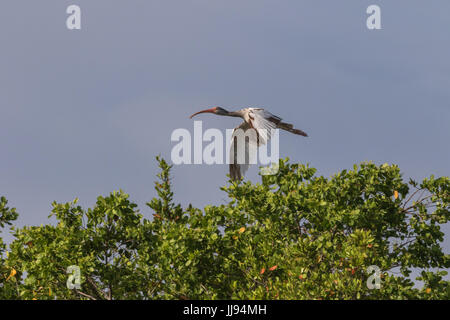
(153, 213, 162, 220)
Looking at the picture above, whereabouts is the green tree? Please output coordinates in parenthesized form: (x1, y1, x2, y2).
(2, 158, 449, 299)
(0, 196, 19, 299)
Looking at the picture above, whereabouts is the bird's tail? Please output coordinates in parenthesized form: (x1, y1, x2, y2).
(277, 122, 308, 137)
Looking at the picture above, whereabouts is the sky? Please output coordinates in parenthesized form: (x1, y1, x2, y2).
(0, 0, 449, 258)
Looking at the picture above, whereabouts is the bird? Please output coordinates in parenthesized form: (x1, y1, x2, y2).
(189, 107, 308, 180)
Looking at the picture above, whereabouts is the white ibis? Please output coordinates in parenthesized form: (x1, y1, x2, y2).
(189, 107, 308, 180)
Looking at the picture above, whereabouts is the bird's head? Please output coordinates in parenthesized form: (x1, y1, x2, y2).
(189, 106, 229, 118)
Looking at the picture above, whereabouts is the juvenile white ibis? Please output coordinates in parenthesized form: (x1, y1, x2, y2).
(189, 107, 308, 180)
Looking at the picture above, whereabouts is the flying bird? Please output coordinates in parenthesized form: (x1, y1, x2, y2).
(189, 107, 308, 180)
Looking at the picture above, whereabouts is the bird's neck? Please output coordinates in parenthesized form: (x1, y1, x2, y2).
(226, 111, 244, 118)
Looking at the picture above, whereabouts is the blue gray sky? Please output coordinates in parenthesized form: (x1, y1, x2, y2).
(1, 0, 449, 257)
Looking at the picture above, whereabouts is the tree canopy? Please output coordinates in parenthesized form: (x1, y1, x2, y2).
(1, 157, 449, 299)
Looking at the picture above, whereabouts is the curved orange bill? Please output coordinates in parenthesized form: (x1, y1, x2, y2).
(189, 107, 216, 119)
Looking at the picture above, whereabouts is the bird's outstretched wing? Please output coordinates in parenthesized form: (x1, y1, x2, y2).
(248, 108, 308, 137)
(229, 121, 257, 181)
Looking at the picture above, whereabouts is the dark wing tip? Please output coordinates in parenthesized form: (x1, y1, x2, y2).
(293, 129, 308, 137)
